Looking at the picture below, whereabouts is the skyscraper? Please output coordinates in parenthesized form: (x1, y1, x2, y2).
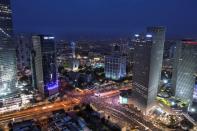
(0, 0, 13, 44)
(15, 34, 32, 69)
(132, 27, 166, 114)
(31, 35, 44, 95)
(31, 35, 58, 97)
(68, 42, 79, 71)
(70, 41, 76, 59)
(0, 45, 17, 97)
(0, 0, 17, 97)
(172, 40, 197, 105)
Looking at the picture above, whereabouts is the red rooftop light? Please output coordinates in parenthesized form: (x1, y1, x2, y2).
(182, 41, 197, 45)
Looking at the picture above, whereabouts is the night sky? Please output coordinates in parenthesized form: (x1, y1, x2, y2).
(11, 0, 197, 39)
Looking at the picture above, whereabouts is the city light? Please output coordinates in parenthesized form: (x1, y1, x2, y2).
(171, 101, 175, 106)
(47, 82, 58, 90)
(163, 79, 168, 84)
(146, 34, 152, 38)
(182, 40, 197, 45)
(193, 84, 197, 101)
(1, 0, 197, 130)
(119, 96, 128, 104)
(156, 107, 164, 114)
(190, 108, 196, 113)
(43, 36, 55, 40)
(134, 34, 140, 37)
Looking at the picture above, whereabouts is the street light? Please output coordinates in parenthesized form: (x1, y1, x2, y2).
(190, 108, 196, 113)
(171, 101, 175, 106)
(163, 79, 168, 84)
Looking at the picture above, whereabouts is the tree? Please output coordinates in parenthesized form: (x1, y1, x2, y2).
(169, 116, 176, 125)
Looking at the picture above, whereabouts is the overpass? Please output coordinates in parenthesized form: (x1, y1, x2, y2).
(0, 98, 80, 125)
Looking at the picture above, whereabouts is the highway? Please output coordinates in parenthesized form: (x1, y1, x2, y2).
(0, 98, 80, 124)
(0, 89, 94, 125)
(90, 95, 161, 131)
(0, 88, 161, 131)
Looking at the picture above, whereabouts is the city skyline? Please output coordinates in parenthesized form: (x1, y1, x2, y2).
(1, 0, 197, 130)
(11, 0, 197, 39)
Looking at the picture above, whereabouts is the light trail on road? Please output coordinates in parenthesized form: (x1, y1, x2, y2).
(0, 88, 161, 131)
(0, 98, 80, 124)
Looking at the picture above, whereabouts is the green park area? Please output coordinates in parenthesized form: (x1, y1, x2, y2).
(156, 96, 188, 108)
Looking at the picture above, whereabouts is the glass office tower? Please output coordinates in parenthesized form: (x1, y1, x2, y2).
(31, 35, 58, 97)
(105, 55, 126, 80)
(172, 40, 197, 105)
(0, 0, 13, 44)
(132, 27, 166, 114)
(105, 44, 126, 80)
(0, 0, 17, 98)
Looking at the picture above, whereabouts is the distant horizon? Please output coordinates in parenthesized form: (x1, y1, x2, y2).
(13, 31, 194, 41)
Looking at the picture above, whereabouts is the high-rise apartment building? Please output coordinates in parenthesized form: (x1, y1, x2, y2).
(172, 40, 197, 104)
(132, 27, 166, 114)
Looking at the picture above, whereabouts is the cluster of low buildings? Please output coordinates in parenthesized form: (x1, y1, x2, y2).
(10, 120, 41, 131)
(48, 110, 90, 131)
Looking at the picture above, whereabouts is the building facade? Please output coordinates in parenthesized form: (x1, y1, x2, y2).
(105, 55, 126, 80)
(31, 35, 44, 95)
(0, 46, 17, 97)
(68, 42, 79, 71)
(0, 0, 17, 98)
(0, 0, 13, 44)
(172, 40, 197, 104)
(31, 35, 58, 97)
(132, 27, 166, 114)
(15, 34, 32, 70)
(69, 41, 76, 59)
(105, 44, 126, 80)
